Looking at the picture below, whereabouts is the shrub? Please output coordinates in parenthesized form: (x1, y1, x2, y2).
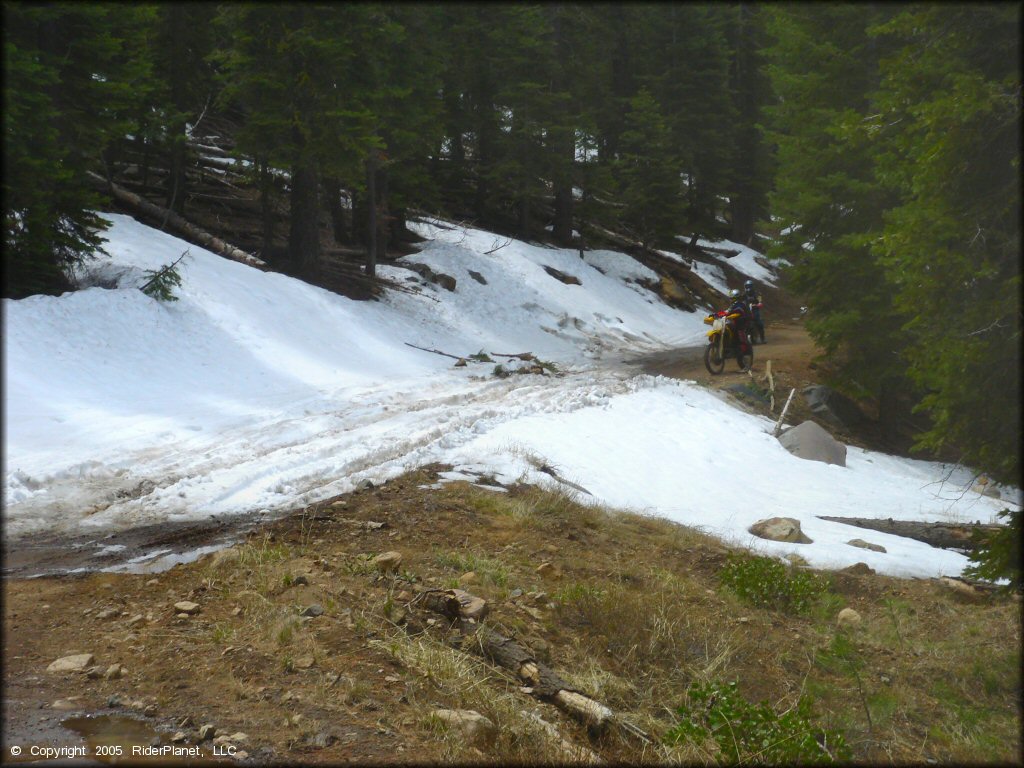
(664, 679, 851, 764)
(964, 508, 1021, 590)
(719, 553, 831, 613)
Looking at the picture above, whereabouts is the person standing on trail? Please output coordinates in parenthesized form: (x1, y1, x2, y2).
(726, 288, 753, 361)
(744, 279, 765, 343)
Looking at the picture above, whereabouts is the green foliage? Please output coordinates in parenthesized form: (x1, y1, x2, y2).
(614, 88, 683, 248)
(664, 679, 851, 764)
(964, 509, 1021, 590)
(3, 3, 153, 298)
(719, 553, 831, 614)
(139, 255, 185, 302)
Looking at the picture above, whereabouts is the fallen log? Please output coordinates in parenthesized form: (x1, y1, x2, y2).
(818, 516, 1002, 551)
(414, 588, 652, 745)
(87, 172, 267, 269)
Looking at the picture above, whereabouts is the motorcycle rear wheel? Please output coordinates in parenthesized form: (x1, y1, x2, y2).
(704, 341, 726, 374)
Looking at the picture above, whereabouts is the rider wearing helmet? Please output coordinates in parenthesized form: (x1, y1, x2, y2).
(743, 279, 765, 343)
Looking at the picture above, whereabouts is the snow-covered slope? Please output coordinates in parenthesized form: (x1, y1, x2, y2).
(3, 214, 1016, 579)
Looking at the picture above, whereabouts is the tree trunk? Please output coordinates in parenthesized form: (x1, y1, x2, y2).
(258, 156, 275, 256)
(376, 163, 389, 263)
(323, 176, 348, 244)
(819, 516, 1001, 552)
(288, 160, 320, 279)
(365, 152, 377, 277)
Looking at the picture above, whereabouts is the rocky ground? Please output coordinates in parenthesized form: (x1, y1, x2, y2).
(4, 322, 1021, 765)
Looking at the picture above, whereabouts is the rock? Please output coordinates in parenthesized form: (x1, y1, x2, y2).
(784, 553, 810, 567)
(198, 724, 216, 741)
(300, 604, 324, 618)
(232, 607, 243, 617)
(51, 698, 82, 710)
(508, 589, 524, 599)
(802, 385, 866, 429)
(86, 666, 105, 679)
(450, 589, 489, 621)
(47, 654, 95, 673)
(145, 579, 160, 586)
(971, 484, 1001, 499)
(938, 577, 986, 602)
(535, 562, 557, 579)
(749, 517, 812, 544)
(842, 562, 875, 576)
(458, 571, 477, 585)
(232, 751, 248, 761)
(176, 613, 190, 620)
(358, 479, 375, 491)
(228, 733, 249, 743)
(171, 732, 187, 743)
(847, 539, 887, 553)
(127, 614, 145, 627)
(837, 608, 862, 628)
(174, 601, 200, 615)
(294, 655, 315, 670)
(372, 551, 403, 573)
(330, 500, 348, 509)
(308, 731, 336, 749)
(430, 709, 497, 748)
(104, 664, 125, 680)
(107, 696, 125, 708)
(777, 420, 847, 467)
(292, 575, 309, 586)
(96, 608, 119, 620)
(143, 704, 157, 717)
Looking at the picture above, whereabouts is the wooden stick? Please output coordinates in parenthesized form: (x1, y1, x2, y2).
(773, 387, 796, 437)
(403, 342, 466, 361)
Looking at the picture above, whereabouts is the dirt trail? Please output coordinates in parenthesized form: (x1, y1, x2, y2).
(631, 319, 820, 389)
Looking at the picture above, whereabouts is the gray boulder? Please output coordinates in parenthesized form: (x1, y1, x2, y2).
(778, 420, 847, 467)
(749, 517, 812, 544)
(802, 385, 866, 429)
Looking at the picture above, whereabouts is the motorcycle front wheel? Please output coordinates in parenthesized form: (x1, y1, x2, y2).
(704, 340, 726, 374)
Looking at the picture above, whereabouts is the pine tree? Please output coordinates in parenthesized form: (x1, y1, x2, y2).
(3, 3, 153, 298)
(614, 89, 683, 249)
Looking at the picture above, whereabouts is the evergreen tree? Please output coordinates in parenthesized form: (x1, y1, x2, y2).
(867, 4, 1021, 484)
(614, 88, 683, 249)
(3, 2, 153, 298)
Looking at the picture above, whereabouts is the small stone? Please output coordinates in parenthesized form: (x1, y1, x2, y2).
(384, 675, 400, 683)
(86, 666, 105, 679)
(171, 731, 187, 743)
(450, 589, 489, 620)
(47, 654, 95, 673)
(535, 562, 556, 579)
(847, 539, 887, 553)
(458, 571, 477, 585)
(842, 562, 875, 576)
(198, 724, 216, 741)
(737, 616, 750, 624)
(107, 696, 125, 708)
(837, 608, 862, 628)
(51, 697, 82, 711)
(232, 751, 248, 761)
(143, 704, 157, 717)
(294, 655, 315, 670)
(228, 732, 249, 742)
(232, 607, 243, 617)
(104, 664, 124, 680)
(938, 577, 986, 602)
(308, 731, 335, 749)
(292, 575, 309, 586)
(290, 714, 304, 726)
(146, 579, 160, 586)
(357, 479, 374, 491)
(96, 608, 119, 620)
(508, 589, 524, 599)
(372, 551, 403, 573)
(176, 613, 190, 619)
(127, 614, 145, 627)
(174, 601, 200, 615)
(430, 709, 496, 748)
(330, 500, 348, 509)
(785, 553, 810, 567)
(300, 604, 324, 618)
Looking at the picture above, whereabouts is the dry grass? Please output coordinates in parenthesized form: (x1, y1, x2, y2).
(5, 467, 1019, 764)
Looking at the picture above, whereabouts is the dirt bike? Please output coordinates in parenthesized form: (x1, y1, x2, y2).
(703, 310, 754, 374)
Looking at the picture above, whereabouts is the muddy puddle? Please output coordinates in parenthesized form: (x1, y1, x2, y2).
(4, 714, 231, 765)
(1, 513, 267, 579)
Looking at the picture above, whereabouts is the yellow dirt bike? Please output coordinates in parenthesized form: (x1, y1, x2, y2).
(703, 310, 754, 374)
